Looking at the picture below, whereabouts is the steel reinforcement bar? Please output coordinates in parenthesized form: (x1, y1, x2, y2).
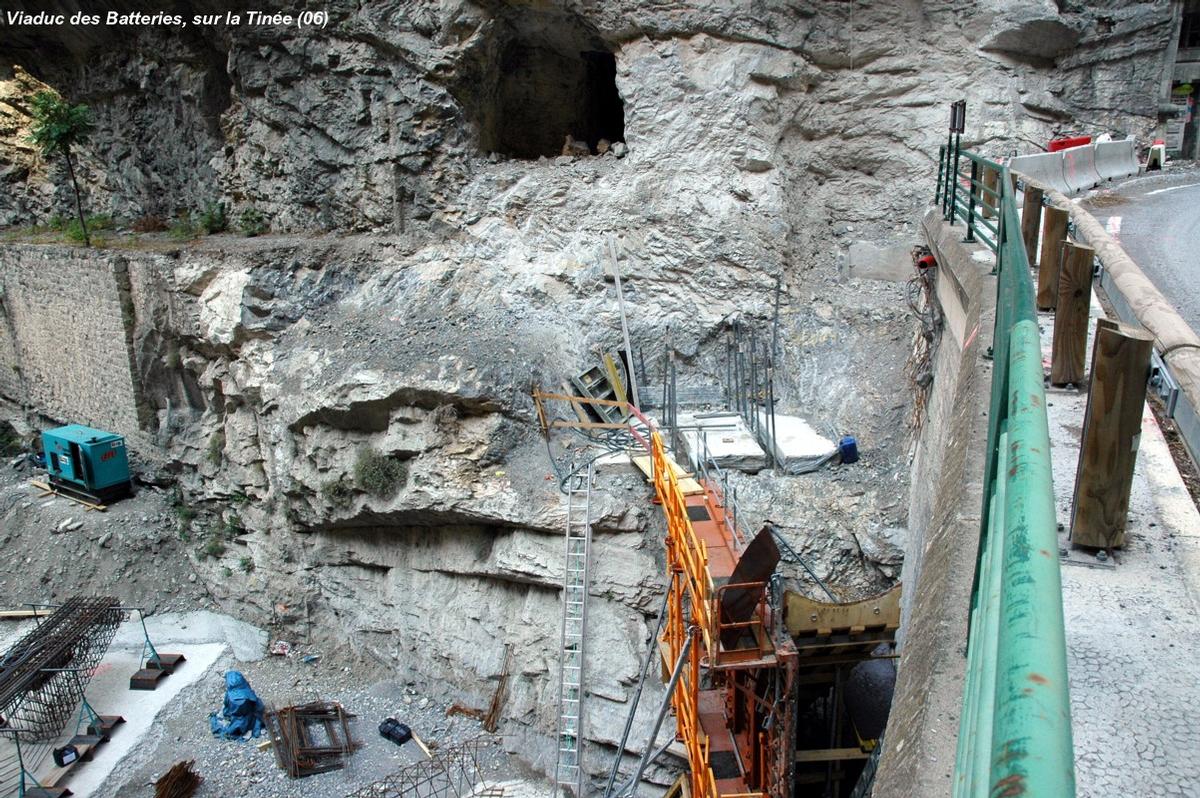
(0, 596, 123, 741)
(935, 150, 1076, 797)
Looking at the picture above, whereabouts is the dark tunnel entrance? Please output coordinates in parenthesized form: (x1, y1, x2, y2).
(456, 10, 626, 159)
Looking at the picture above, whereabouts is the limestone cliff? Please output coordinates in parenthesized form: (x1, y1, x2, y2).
(0, 0, 1174, 787)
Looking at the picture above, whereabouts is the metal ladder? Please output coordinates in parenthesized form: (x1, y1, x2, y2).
(554, 463, 594, 797)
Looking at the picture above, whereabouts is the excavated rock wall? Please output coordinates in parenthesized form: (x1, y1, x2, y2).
(0, 0, 1177, 788)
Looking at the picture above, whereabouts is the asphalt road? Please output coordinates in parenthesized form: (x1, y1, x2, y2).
(1083, 165, 1200, 332)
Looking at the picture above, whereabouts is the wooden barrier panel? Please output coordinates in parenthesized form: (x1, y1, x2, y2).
(1050, 241, 1095, 385)
(1020, 186, 1044, 266)
(1037, 206, 1070, 311)
(981, 165, 999, 220)
(1070, 320, 1154, 548)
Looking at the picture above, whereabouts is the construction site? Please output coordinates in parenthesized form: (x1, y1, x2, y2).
(0, 2, 1199, 798)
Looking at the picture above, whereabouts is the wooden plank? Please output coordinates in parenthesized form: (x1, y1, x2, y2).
(1050, 242, 1096, 385)
(629, 453, 703, 496)
(1070, 321, 1154, 549)
(981, 165, 999, 220)
(0, 608, 54, 619)
(795, 746, 870, 763)
(28, 480, 107, 512)
(38, 742, 97, 786)
(1037, 206, 1070, 311)
(1021, 185, 1044, 265)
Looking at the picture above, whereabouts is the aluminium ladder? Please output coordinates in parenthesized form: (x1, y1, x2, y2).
(554, 463, 594, 797)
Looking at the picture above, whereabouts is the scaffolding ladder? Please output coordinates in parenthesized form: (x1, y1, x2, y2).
(554, 463, 594, 797)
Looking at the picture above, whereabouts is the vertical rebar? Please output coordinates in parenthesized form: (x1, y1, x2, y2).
(726, 329, 733, 409)
(669, 352, 679, 456)
(771, 275, 782, 359)
(766, 350, 777, 470)
(732, 321, 742, 416)
(749, 328, 758, 433)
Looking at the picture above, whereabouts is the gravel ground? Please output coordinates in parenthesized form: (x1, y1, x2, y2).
(104, 652, 541, 797)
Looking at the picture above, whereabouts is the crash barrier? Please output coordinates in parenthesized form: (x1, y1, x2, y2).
(935, 147, 1076, 797)
(1061, 144, 1103, 193)
(1015, 171, 1200, 472)
(1008, 141, 1139, 199)
(1094, 140, 1140, 181)
(1009, 151, 1070, 196)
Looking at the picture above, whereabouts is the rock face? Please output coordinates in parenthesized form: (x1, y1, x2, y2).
(0, 0, 1174, 788)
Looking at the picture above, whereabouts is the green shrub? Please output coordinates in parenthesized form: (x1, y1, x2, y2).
(47, 214, 67, 231)
(206, 430, 225, 465)
(223, 513, 244, 539)
(239, 556, 255, 573)
(238, 207, 267, 237)
(353, 447, 408, 499)
(200, 201, 227, 233)
(203, 538, 226, 559)
(221, 566, 233, 578)
(169, 212, 200, 241)
(321, 478, 354, 507)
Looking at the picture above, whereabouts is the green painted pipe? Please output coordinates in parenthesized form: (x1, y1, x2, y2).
(989, 319, 1075, 798)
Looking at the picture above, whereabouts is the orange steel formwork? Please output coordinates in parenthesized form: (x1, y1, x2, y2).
(649, 431, 797, 798)
(531, 389, 795, 798)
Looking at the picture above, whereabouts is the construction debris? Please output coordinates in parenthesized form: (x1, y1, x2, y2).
(208, 671, 265, 740)
(343, 736, 491, 798)
(153, 760, 203, 798)
(483, 644, 511, 734)
(264, 701, 360, 778)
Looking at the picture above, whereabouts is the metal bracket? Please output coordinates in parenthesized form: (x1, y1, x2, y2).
(1150, 348, 1181, 417)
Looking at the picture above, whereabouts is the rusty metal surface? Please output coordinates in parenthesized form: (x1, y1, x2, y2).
(265, 702, 360, 779)
(719, 528, 779, 650)
(342, 736, 492, 798)
(153, 760, 202, 798)
(0, 597, 123, 740)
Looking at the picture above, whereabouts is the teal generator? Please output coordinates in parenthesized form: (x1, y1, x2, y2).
(41, 424, 133, 502)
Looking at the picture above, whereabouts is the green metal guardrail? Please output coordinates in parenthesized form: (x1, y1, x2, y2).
(935, 147, 1076, 798)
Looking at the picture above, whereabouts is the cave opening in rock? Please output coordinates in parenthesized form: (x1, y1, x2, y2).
(460, 11, 625, 159)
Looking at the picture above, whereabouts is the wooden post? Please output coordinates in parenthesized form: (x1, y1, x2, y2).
(981, 165, 999, 219)
(1020, 185, 1044, 266)
(1070, 320, 1154, 549)
(1036, 206, 1069, 311)
(1050, 241, 1095, 385)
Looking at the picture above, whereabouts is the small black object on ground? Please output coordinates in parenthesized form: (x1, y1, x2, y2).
(379, 717, 412, 746)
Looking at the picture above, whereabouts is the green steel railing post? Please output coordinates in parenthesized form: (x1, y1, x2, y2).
(949, 133, 962, 224)
(936, 144, 947, 206)
(964, 160, 978, 243)
(990, 320, 1074, 798)
(944, 131, 955, 220)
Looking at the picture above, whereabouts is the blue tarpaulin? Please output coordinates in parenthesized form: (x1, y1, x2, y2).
(209, 670, 265, 740)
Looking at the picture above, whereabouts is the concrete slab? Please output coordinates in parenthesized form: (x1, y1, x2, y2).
(678, 412, 767, 474)
(753, 411, 836, 474)
(0, 610, 265, 798)
(41, 642, 225, 797)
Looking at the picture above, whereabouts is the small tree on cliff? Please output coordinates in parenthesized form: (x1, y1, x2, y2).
(27, 90, 95, 246)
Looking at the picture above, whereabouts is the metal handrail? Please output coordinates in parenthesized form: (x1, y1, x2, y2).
(935, 152, 1075, 797)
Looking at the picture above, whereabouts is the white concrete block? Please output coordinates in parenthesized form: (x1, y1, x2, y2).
(754, 411, 837, 474)
(678, 412, 767, 473)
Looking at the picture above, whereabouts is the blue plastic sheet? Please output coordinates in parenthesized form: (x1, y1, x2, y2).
(209, 670, 265, 741)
